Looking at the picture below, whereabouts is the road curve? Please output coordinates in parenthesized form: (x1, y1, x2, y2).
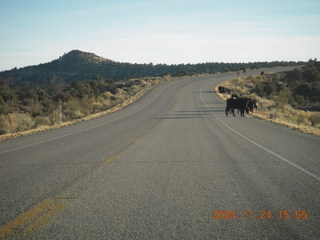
(0, 67, 319, 239)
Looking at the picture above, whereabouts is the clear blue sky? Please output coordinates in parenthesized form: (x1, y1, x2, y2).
(1, 0, 320, 71)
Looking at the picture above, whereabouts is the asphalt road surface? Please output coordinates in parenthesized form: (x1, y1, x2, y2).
(0, 67, 319, 240)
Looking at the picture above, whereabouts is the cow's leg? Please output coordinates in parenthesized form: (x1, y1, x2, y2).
(225, 107, 229, 117)
(232, 109, 235, 117)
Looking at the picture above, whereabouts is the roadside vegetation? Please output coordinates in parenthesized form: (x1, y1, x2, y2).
(0, 75, 170, 139)
(216, 59, 320, 136)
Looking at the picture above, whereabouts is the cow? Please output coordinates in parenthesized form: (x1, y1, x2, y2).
(231, 94, 238, 99)
(218, 86, 232, 94)
(226, 97, 250, 117)
(224, 88, 232, 94)
(247, 99, 258, 112)
(218, 86, 225, 93)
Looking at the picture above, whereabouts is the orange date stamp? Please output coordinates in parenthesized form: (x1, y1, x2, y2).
(211, 210, 308, 220)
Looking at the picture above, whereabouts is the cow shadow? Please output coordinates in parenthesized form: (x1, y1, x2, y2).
(194, 91, 215, 94)
(156, 108, 225, 119)
(198, 100, 224, 104)
(156, 112, 208, 119)
(174, 108, 225, 113)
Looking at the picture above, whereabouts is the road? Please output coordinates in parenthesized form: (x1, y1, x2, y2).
(0, 67, 319, 239)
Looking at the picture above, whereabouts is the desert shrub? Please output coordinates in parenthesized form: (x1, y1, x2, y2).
(17, 113, 35, 131)
(110, 95, 117, 101)
(128, 85, 141, 95)
(0, 95, 11, 114)
(0, 115, 9, 134)
(296, 114, 307, 125)
(79, 96, 95, 115)
(101, 91, 114, 100)
(65, 110, 84, 120)
(269, 113, 276, 119)
(122, 79, 135, 88)
(309, 113, 320, 127)
(294, 95, 306, 106)
(63, 99, 81, 112)
(91, 102, 104, 113)
(254, 82, 265, 97)
(294, 83, 312, 96)
(0, 128, 7, 135)
(69, 81, 94, 98)
(0, 114, 20, 133)
(34, 116, 51, 127)
(62, 98, 92, 119)
(49, 105, 63, 124)
(114, 88, 127, 101)
(139, 79, 149, 87)
(289, 113, 308, 125)
(266, 104, 275, 111)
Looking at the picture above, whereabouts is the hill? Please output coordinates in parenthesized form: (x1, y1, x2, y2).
(0, 50, 115, 86)
(0, 50, 303, 86)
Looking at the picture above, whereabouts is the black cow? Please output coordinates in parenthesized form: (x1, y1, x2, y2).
(218, 86, 225, 93)
(247, 99, 258, 112)
(231, 94, 238, 99)
(226, 97, 250, 117)
(218, 86, 232, 94)
(224, 88, 232, 94)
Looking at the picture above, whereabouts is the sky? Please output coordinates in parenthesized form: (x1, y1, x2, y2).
(0, 0, 320, 71)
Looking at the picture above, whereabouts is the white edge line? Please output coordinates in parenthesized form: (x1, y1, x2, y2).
(200, 84, 320, 182)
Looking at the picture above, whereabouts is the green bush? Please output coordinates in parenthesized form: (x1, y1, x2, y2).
(295, 95, 306, 106)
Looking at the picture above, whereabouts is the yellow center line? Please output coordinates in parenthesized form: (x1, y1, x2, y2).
(22, 202, 67, 237)
(0, 199, 51, 238)
(0, 197, 70, 239)
(102, 155, 117, 165)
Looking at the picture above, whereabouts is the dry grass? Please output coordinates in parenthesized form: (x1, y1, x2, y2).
(215, 76, 320, 137)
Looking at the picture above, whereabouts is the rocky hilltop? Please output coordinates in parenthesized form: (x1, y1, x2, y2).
(57, 50, 113, 64)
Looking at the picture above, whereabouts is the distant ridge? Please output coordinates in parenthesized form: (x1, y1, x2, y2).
(0, 50, 303, 86)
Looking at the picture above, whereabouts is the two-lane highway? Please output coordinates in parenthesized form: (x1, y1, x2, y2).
(1, 67, 319, 239)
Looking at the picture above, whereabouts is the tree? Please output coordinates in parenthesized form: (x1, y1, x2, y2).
(294, 83, 312, 96)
